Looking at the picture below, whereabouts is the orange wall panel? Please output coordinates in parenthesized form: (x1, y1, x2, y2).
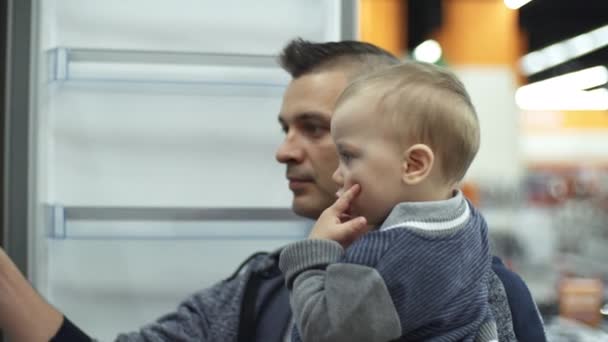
(434, 0, 526, 67)
(359, 0, 407, 57)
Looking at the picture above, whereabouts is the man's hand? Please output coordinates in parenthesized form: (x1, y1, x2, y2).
(308, 184, 370, 248)
(0, 247, 63, 341)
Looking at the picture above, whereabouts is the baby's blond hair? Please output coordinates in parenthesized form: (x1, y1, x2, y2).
(337, 61, 480, 184)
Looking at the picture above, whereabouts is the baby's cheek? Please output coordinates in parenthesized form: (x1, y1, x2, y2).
(354, 193, 374, 217)
(350, 196, 365, 216)
(361, 192, 392, 225)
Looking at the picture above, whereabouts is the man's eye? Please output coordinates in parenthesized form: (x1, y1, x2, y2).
(280, 125, 288, 134)
(302, 123, 327, 137)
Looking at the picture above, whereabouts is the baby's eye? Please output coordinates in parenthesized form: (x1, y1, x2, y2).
(339, 151, 354, 164)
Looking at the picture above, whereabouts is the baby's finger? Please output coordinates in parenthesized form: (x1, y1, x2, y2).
(338, 216, 369, 245)
(338, 213, 352, 223)
(332, 184, 361, 213)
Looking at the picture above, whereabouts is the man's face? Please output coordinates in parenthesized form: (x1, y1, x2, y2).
(276, 70, 349, 219)
(331, 93, 407, 226)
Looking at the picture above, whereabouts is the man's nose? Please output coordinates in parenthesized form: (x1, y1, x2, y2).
(275, 133, 304, 164)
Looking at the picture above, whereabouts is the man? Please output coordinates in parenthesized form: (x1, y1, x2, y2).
(0, 39, 546, 341)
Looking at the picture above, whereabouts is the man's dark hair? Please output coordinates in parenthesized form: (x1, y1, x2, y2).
(279, 38, 400, 79)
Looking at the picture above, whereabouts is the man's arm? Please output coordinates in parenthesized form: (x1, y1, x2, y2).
(279, 239, 401, 342)
(1, 246, 262, 342)
(491, 256, 547, 342)
(0, 248, 63, 341)
(114, 269, 251, 342)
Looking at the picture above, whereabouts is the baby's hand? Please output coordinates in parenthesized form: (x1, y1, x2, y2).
(308, 184, 370, 248)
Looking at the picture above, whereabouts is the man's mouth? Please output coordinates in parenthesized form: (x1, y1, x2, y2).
(287, 176, 314, 191)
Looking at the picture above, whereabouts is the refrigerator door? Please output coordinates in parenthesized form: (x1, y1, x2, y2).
(29, 0, 355, 339)
(2, 0, 34, 277)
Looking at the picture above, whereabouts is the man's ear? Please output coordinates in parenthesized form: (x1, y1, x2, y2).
(402, 144, 434, 185)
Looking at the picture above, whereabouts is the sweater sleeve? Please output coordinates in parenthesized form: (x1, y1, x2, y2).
(114, 270, 250, 342)
(279, 239, 401, 342)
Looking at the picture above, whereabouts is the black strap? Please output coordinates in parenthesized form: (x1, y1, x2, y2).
(253, 271, 291, 342)
(237, 270, 263, 342)
(50, 316, 93, 342)
(226, 251, 269, 282)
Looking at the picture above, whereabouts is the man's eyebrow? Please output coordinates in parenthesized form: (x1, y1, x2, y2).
(279, 112, 330, 124)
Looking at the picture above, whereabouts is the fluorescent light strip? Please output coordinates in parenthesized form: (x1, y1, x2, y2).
(516, 66, 608, 110)
(519, 65, 608, 92)
(504, 0, 533, 10)
(520, 25, 608, 75)
(516, 88, 608, 111)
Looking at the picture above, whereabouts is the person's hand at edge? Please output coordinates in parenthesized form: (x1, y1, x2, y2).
(0, 247, 63, 341)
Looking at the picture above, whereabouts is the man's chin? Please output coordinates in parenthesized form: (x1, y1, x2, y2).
(291, 197, 324, 220)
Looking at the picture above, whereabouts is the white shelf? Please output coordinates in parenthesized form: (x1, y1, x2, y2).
(48, 205, 311, 240)
(47, 48, 290, 86)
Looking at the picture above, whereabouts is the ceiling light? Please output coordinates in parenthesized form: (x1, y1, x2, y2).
(521, 66, 608, 92)
(516, 88, 608, 111)
(520, 24, 608, 75)
(504, 0, 533, 10)
(412, 40, 442, 64)
(515, 66, 608, 111)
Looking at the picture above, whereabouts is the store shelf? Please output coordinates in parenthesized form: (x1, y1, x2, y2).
(559, 253, 608, 278)
(47, 48, 289, 86)
(47, 205, 310, 240)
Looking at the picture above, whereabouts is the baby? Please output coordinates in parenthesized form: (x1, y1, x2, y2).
(279, 61, 497, 342)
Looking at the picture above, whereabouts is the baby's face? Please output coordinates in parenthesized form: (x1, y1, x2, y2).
(331, 94, 409, 226)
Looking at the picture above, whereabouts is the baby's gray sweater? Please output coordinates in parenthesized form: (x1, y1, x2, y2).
(280, 191, 498, 342)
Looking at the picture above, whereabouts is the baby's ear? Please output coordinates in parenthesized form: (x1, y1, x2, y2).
(401, 144, 434, 185)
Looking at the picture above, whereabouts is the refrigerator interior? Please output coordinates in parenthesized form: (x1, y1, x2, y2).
(30, 0, 349, 339)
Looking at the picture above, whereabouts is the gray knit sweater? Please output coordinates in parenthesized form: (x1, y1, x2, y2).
(279, 191, 499, 342)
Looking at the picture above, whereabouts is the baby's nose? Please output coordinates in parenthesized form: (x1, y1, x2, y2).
(332, 168, 343, 185)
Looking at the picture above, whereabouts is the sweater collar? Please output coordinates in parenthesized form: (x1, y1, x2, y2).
(379, 190, 470, 232)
